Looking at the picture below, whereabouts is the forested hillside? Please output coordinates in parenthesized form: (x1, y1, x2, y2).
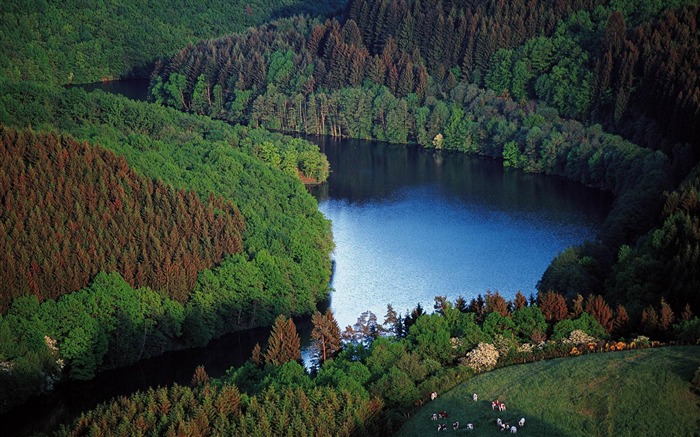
(150, 0, 699, 316)
(51, 301, 700, 436)
(150, 0, 699, 153)
(0, 125, 244, 310)
(0, 83, 333, 412)
(0, 0, 347, 84)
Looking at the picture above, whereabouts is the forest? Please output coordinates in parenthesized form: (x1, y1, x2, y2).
(53, 292, 700, 435)
(0, 0, 347, 84)
(150, 0, 699, 314)
(1, 0, 699, 434)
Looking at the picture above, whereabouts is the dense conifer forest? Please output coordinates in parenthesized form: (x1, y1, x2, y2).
(0, 126, 245, 309)
(1, 0, 699, 435)
(150, 0, 699, 315)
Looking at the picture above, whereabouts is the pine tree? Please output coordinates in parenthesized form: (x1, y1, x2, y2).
(641, 305, 659, 336)
(570, 293, 584, 318)
(485, 290, 509, 316)
(264, 315, 301, 366)
(513, 291, 528, 311)
(613, 305, 630, 338)
(585, 294, 614, 334)
(191, 365, 210, 387)
(383, 304, 399, 334)
(538, 291, 567, 323)
(251, 343, 263, 366)
(658, 298, 675, 332)
(310, 309, 341, 367)
(681, 303, 693, 321)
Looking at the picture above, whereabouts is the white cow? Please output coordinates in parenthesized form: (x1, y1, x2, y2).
(473, 392, 478, 402)
(518, 417, 525, 427)
(466, 423, 474, 431)
(510, 425, 517, 434)
(430, 391, 438, 401)
(496, 418, 502, 427)
(452, 422, 459, 430)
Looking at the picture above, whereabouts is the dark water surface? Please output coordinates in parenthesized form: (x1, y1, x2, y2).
(2, 319, 319, 436)
(310, 137, 611, 329)
(65, 78, 151, 101)
(3, 81, 610, 435)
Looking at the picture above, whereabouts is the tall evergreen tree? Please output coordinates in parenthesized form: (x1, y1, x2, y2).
(310, 309, 341, 367)
(264, 314, 301, 366)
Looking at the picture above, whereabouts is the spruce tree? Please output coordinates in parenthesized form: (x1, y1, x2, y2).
(264, 314, 301, 366)
(310, 309, 341, 367)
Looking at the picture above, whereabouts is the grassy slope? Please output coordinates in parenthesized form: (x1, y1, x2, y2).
(397, 346, 700, 437)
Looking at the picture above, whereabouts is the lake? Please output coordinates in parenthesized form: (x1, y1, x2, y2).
(309, 136, 611, 329)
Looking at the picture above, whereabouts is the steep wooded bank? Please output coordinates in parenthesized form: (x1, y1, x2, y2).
(0, 125, 244, 311)
(0, 84, 333, 413)
(51, 299, 700, 436)
(149, 0, 699, 315)
(0, 82, 334, 326)
(0, 0, 347, 85)
(150, 0, 699, 154)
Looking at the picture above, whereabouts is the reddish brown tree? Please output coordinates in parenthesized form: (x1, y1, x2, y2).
(681, 303, 694, 321)
(310, 309, 342, 366)
(485, 290, 509, 317)
(191, 366, 210, 387)
(585, 295, 614, 333)
(538, 291, 568, 323)
(641, 305, 659, 336)
(264, 315, 301, 366)
(513, 291, 528, 311)
(613, 305, 631, 338)
(570, 293, 584, 319)
(658, 298, 675, 332)
(0, 126, 245, 311)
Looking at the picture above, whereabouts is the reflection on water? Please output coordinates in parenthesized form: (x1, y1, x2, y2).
(66, 79, 150, 101)
(308, 136, 611, 329)
(1, 317, 321, 437)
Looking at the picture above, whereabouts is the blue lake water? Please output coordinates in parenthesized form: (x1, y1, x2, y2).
(309, 137, 611, 329)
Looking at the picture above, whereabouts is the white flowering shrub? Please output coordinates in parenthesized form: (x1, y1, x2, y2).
(459, 342, 499, 373)
(632, 335, 651, 348)
(564, 329, 596, 345)
(517, 343, 534, 353)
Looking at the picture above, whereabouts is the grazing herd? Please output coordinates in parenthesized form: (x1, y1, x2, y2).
(429, 392, 526, 433)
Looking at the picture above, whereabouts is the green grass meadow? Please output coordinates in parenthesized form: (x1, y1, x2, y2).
(396, 346, 700, 437)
